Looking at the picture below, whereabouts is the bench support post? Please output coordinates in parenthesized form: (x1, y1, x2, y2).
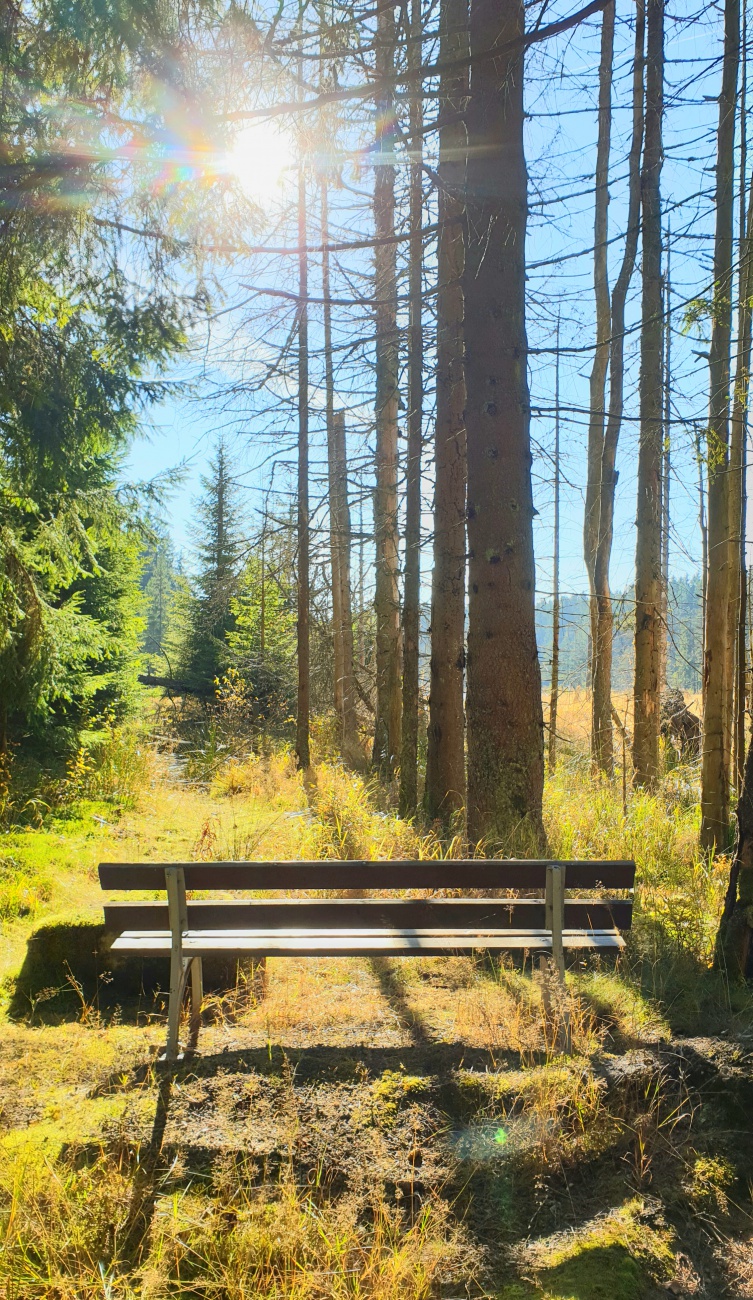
(165, 866, 192, 1061)
(544, 864, 572, 1053)
(190, 956, 204, 1036)
(545, 864, 566, 978)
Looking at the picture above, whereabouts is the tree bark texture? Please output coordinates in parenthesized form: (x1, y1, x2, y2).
(716, 729, 753, 978)
(660, 235, 670, 697)
(731, 49, 752, 792)
(583, 0, 615, 776)
(463, 0, 545, 851)
(633, 0, 664, 789)
(372, 0, 402, 778)
(701, 0, 739, 850)
(296, 153, 311, 770)
(425, 0, 468, 824)
(399, 0, 424, 816)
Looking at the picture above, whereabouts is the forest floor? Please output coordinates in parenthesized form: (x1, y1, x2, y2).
(0, 693, 751, 1299)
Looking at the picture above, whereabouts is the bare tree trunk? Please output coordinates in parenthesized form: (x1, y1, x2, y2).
(358, 489, 366, 670)
(548, 315, 561, 774)
(296, 136, 310, 770)
(732, 18, 752, 793)
(660, 230, 671, 696)
(701, 0, 740, 850)
(697, 425, 708, 704)
(633, 0, 664, 789)
(425, 0, 468, 824)
(590, 0, 644, 785)
(321, 181, 344, 727)
(260, 527, 266, 664)
(584, 0, 614, 777)
(372, 0, 402, 778)
(464, 0, 544, 851)
(322, 183, 361, 768)
(399, 0, 424, 816)
(331, 412, 361, 767)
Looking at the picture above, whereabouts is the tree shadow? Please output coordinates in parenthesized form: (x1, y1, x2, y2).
(118, 1068, 175, 1265)
(369, 957, 434, 1044)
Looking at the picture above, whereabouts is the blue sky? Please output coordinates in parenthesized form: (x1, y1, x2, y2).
(125, 0, 740, 605)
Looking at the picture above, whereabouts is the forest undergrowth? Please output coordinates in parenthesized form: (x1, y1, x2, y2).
(0, 696, 752, 1299)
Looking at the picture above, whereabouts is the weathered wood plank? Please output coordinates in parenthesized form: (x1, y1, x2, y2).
(99, 859, 636, 891)
(110, 927, 625, 956)
(104, 898, 633, 933)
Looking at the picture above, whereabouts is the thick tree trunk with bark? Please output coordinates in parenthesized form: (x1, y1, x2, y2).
(633, 0, 664, 789)
(399, 0, 424, 816)
(584, 0, 614, 776)
(701, 0, 739, 850)
(372, 0, 402, 778)
(716, 730, 753, 978)
(463, 0, 544, 851)
(731, 53, 752, 793)
(425, 0, 468, 824)
(296, 152, 310, 770)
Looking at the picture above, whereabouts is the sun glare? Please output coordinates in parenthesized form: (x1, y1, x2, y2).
(226, 121, 294, 202)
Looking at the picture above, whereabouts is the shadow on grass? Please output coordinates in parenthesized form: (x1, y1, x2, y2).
(7, 919, 241, 1026)
(119, 1069, 175, 1264)
(369, 956, 434, 1044)
(628, 925, 753, 1037)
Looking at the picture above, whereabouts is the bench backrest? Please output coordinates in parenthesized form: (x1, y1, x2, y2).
(99, 859, 636, 892)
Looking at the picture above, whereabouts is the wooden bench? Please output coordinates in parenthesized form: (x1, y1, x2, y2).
(99, 858, 636, 1059)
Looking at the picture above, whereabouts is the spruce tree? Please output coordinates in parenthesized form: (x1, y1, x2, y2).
(177, 442, 244, 693)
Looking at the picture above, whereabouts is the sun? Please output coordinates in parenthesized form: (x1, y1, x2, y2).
(226, 120, 294, 202)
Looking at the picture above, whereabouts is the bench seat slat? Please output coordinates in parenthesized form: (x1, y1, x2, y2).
(104, 898, 632, 933)
(99, 859, 636, 892)
(110, 927, 625, 955)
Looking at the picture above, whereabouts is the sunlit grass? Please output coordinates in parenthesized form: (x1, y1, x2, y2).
(0, 694, 750, 1298)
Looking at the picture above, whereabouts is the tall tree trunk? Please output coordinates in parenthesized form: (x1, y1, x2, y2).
(716, 729, 753, 977)
(701, 0, 740, 850)
(591, 0, 644, 785)
(584, 0, 614, 777)
(296, 138, 310, 770)
(660, 229, 671, 696)
(633, 0, 664, 789)
(399, 0, 424, 816)
(321, 181, 344, 727)
(425, 0, 468, 824)
(464, 0, 544, 851)
(331, 411, 362, 767)
(548, 314, 561, 774)
(372, 0, 401, 778)
(732, 21, 752, 793)
(697, 425, 708, 703)
(322, 182, 361, 768)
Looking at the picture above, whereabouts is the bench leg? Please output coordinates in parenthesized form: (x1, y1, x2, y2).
(166, 951, 188, 1062)
(190, 957, 204, 1037)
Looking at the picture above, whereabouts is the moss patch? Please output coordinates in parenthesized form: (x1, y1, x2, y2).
(505, 1201, 675, 1300)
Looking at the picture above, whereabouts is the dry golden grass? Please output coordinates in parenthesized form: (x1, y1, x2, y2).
(543, 688, 702, 749)
(1, 721, 752, 1299)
